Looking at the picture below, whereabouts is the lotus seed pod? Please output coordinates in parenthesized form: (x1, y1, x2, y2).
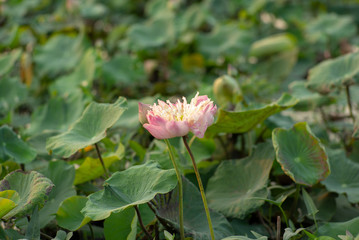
(213, 75, 242, 107)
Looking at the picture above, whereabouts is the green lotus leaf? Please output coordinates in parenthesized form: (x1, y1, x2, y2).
(289, 81, 334, 111)
(272, 122, 330, 186)
(103, 207, 137, 240)
(153, 177, 234, 240)
(0, 49, 21, 76)
(318, 216, 359, 237)
(38, 161, 76, 228)
(197, 24, 253, 59)
(26, 92, 84, 136)
(322, 150, 359, 203)
(0, 190, 20, 219)
(307, 51, 359, 94)
(306, 13, 356, 43)
(34, 34, 83, 77)
(82, 161, 177, 221)
(205, 94, 297, 137)
(49, 49, 96, 96)
(102, 55, 145, 86)
(0, 171, 53, 220)
(56, 196, 91, 231)
(0, 77, 27, 117)
(0, 198, 17, 219)
(0, 125, 37, 164)
(128, 17, 175, 49)
(206, 143, 274, 219)
(46, 97, 127, 158)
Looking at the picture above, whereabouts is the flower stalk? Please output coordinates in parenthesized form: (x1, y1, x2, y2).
(164, 139, 185, 240)
(182, 136, 215, 240)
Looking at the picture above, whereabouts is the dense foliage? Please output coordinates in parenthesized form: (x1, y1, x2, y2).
(1, 0, 359, 239)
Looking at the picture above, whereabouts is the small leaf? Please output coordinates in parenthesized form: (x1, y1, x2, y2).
(307, 52, 359, 94)
(104, 207, 137, 240)
(46, 97, 127, 158)
(0, 171, 53, 220)
(82, 161, 177, 221)
(0, 190, 20, 218)
(56, 196, 91, 231)
(164, 230, 175, 240)
(0, 125, 37, 164)
(206, 143, 274, 219)
(283, 228, 305, 240)
(0, 198, 16, 219)
(302, 188, 319, 217)
(272, 122, 330, 186)
(205, 94, 297, 137)
(51, 230, 73, 240)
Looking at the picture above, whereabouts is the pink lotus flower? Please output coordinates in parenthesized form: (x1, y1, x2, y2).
(139, 92, 217, 139)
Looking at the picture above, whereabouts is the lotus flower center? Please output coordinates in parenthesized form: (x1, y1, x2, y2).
(148, 92, 213, 123)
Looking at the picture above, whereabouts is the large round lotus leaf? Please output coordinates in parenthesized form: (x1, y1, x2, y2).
(322, 150, 359, 203)
(81, 161, 177, 221)
(206, 143, 274, 219)
(153, 177, 234, 240)
(197, 24, 253, 59)
(46, 97, 127, 158)
(272, 122, 329, 186)
(128, 17, 175, 49)
(26, 92, 84, 136)
(317, 216, 359, 237)
(0, 171, 53, 220)
(205, 94, 297, 137)
(56, 196, 91, 231)
(306, 13, 356, 43)
(34, 34, 83, 77)
(307, 52, 359, 94)
(38, 161, 76, 228)
(0, 125, 37, 164)
(49, 49, 96, 97)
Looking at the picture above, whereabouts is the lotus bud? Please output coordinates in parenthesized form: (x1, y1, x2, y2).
(213, 75, 242, 107)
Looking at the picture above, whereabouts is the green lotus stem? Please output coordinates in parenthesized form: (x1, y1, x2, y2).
(134, 205, 152, 239)
(345, 84, 355, 124)
(164, 139, 185, 240)
(182, 136, 215, 240)
(94, 143, 109, 179)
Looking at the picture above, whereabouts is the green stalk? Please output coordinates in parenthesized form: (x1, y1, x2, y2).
(164, 139, 185, 240)
(182, 136, 215, 240)
(94, 143, 109, 179)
